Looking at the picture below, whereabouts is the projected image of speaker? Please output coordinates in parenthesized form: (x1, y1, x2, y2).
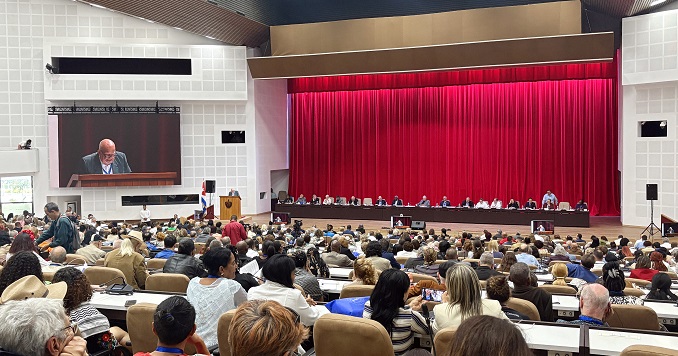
(411, 221, 426, 230)
(205, 180, 216, 193)
(646, 184, 658, 201)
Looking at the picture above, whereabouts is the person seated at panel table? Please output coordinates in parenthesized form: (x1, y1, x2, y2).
(297, 194, 307, 205)
(524, 198, 537, 209)
(542, 190, 559, 207)
(322, 195, 332, 205)
(415, 195, 431, 207)
(506, 199, 520, 209)
(310, 194, 320, 205)
(348, 196, 360, 206)
(376, 196, 388, 206)
(460, 197, 474, 208)
(542, 199, 556, 210)
(475, 198, 490, 209)
(440, 196, 452, 207)
(490, 198, 502, 209)
(575, 200, 588, 211)
(392, 195, 403, 206)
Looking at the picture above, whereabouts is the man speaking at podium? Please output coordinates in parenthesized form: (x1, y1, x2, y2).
(79, 138, 132, 175)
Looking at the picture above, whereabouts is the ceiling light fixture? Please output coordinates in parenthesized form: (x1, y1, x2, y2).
(90, 3, 107, 9)
(651, 0, 668, 6)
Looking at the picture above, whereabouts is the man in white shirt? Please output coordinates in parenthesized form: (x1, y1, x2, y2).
(490, 198, 502, 209)
(475, 199, 489, 209)
(140, 205, 151, 225)
(322, 195, 333, 205)
(542, 190, 558, 207)
(416, 195, 431, 207)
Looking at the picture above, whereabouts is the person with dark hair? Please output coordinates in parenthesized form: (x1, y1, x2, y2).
(186, 247, 246, 351)
(306, 246, 330, 278)
(379, 238, 401, 268)
(0, 251, 43, 295)
(321, 239, 353, 267)
(234, 241, 253, 268)
(363, 269, 427, 356)
(248, 254, 328, 326)
(222, 214, 247, 245)
(601, 261, 643, 305)
(485, 275, 531, 320)
(365, 241, 391, 272)
(646, 273, 678, 301)
(497, 251, 517, 273)
(445, 315, 532, 356)
(137, 296, 209, 356)
(5, 232, 48, 266)
(255, 240, 275, 268)
(53, 267, 129, 352)
(155, 234, 177, 259)
(397, 241, 418, 259)
(36, 202, 76, 253)
(163, 239, 207, 279)
(292, 251, 323, 301)
(437, 240, 451, 260)
(407, 260, 456, 298)
(510, 262, 553, 322)
(629, 255, 659, 281)
(566, 253, 598, 283)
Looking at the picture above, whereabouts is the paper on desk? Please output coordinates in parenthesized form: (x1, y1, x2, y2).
(552, 296, 560, 304)
(241, 259, 260, 275)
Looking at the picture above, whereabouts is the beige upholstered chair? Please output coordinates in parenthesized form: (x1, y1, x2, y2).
(607, 304, 661, 331)
(395, 256, 409, 265)
(65, 254, 88, 265)
(538, 284, 577, 295)
(410, 273, 437, 283)
(95, 258, 105, 266)
(625, 278, 651, 288)
(620, 345, 678, 356)
(146, 258, 167, 270)
(43, 271, 55, 282)
(145, 273, 190, 293)
(217, 309, 237, 356)
(314, 314, 395, 356)
(505, 297, 540, 321)
(433, 326, 458, 356)
(84, 266, 125, 285)
(339, 285, 375, 299)
(362, 198, 373, 206)
(623, 287, 645, 297)
(127, 303, 199, 354)
(558, 202, 571, 210)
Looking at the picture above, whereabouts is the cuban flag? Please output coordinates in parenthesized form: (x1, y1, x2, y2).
(201, 181, 207, 214)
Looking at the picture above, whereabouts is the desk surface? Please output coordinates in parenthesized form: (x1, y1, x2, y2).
(90, 291, 182, 311)
(589, 328, 678, 355)
(517, 323, 580, 353)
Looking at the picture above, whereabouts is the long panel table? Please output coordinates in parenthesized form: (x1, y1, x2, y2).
(275, 203, 590, 227)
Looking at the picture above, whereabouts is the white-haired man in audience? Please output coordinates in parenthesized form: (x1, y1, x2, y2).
(0, 298, 87, 356)
(557, 283, 611, 327)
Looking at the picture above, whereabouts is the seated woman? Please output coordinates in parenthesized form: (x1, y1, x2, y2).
(413, 247, 439, 278)
(248, 254, 328, 326)
(363, 269, 427, 356)
(548, 245, 572, 264)
(447, 315, 532, 355)
(646, 273, 678, 301)
(104, 238, 148, 290)
(135, 296, 209, 356)
(603, 261, 643, 305)
(487, 240, 503, 258)
(0, 251, 43, 295)
(485, 275, 530, 320)
(432, 264, 507, 332)
(650, 251, 669, 272)
(550, 262, 577, 291)
(229, 300, 308, 356)
(497, 251, 517, 273)
(186, 247, 246, 352)
(346, 257, 377, 286)
(292, 251, 324, 301)
(4, 232, 48, 266)
(52, 267, 129, 353)
(629, 255, 659, 281)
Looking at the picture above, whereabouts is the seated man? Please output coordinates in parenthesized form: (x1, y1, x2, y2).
(506, 199, 520, 209)
(490, 198, 503, 209)
(364, 241, 391, 272)
(347, 196, 360, 206)
(322, 195, 333, 205)
(557, 283, 610, 327)
(75, 234, 106, 265)
(475, 199, 489, 209)
(296, 194, 307, 205)
(524, 198, 537, 209)
(407, 260, 456, 298)
(155, 235, 177, 259)
(510, 262, 553, 322)
(416, 195, 431, 207)
(476, 252, 501, 280)
(566, 253, 598, 283)
(311, 194, 320, 205)
(379, 239, 401, 269)
(235, 241, 254, 268)
(461, 197, 474, 208)
(321, 240, 353, 267)
(440, 196, 451, 207)
(376, 196, 388, 206)
(574, 200, 588, 211)
(163, 239, 207, 279)
(515, 244, 540, 267)
(392, 195, 403, 206)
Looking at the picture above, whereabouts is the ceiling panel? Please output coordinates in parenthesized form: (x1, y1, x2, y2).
(582, 0, 678, 17)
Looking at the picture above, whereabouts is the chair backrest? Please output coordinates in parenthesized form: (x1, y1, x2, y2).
(95, 258, 105, 266)
(538, 284, 577, 295)
(494, 258, 503, 265)
(607, 304, 661, 331)
(194, 242, 206, 254)
(592, 269, 603, 277)
(410, 273, 437, 283)
(217, 309, 237, 356)
(43, 271, 55, 283)
(558, 202, 571, 210)
(625, 278, 651, 288)
(622, 287, 645, 297)
(146, 258, 167, 270)
(126, 302, 198, 354)
(362, 198, 373, 206)
(65, 254, 87, 265)
(314, 314, 395, 356)
(145, 273, 190, 293)
(549, 261, 571, 267)
(339, 197, 347, 204)
(328, 197, 335, 204)
(339, 285, 375, 299)
(433, 326, 458, 356)
(278, 191, 288, 201)
(433, 260, 447, 265)
(660, 271, 678, 280)
(505, 297, 540, 321)
(84, 266, 126, 285)
(620, 345, 678, 356)
(395, 256, 409, 265)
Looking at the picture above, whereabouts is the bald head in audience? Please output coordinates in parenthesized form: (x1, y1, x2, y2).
(579, 283, 611, 321)
(446, 248, 458, 261)
(331, 239, 342, 253)
(235, 241, 248, 255)
(49, 246, 67, 264)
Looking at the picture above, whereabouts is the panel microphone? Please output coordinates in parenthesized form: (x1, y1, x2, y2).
(99, 276, 134, 295)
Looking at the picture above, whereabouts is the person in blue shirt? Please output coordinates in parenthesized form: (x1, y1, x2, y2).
(155, 235, 177, 259)
(634, 235, 648, 250)
(566, 254, 598, 283)
(515, 244, 540, 267)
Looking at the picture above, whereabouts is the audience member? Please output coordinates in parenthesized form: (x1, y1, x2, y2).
(497, 251, 517, 273)
(551, 263, 572, 288)
(321, 240, 353, 267)
(221, 215, 246, 245)
(154, 235, 177, 259)
(104, 238, 148, 289)
(412, 247, 439, 277)
(646, 273, 678, 301)
(347, 257, 378, 286)
(629, 255, 658, 281)
(48, 246, 67, 265)
(292, 251, 323, 301)
(566, 254, 597, 283)
(475, 252, 501, 280)
(5, 232, 48, 266)
(363, 269, 427, 356)
(0, 251, 44, 295)
(163, 239, 207, 280)
(397, 241, 418, 259)
(432, 264, 507, 332)
(557, 283, 610, 327)
(229, 300, 309, 356)
(602, 261, 643, 305)
(650, 251, 668, 272)
(364, 241, 391, 272)
(510, 262, 553, 321)
(74, 235, 106, 264)
(548, 245, 571, 264)
(443, 315, 532, 356)
(485, 275, 531, 320)
(515, 244, 539, 266)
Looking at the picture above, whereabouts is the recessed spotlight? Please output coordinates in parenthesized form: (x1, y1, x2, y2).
(206, 36, 216, 40)
(90, 3, 106, 9)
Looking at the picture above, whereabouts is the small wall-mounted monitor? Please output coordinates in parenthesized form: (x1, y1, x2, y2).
(391, 215, 412, 228)
(271, 212, 291, 225)
(531, 220, 554, 234)
(663, 223, 678, 236)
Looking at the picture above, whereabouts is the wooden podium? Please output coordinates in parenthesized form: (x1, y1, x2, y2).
(67, 172, 177, 187)
(220, 196, 241, 220)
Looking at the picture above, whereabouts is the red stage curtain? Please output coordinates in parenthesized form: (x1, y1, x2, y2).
(289, 79, 619, 216)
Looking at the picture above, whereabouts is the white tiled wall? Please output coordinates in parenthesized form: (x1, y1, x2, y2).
(622, 10, 678, 226)
(0, 0, 287, 220)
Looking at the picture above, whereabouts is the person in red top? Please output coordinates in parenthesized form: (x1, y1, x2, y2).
(222, 215, 247, 245)
(629, 255, 659, 282)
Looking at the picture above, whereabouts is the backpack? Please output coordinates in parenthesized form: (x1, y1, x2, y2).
(56, 216, 81, 252)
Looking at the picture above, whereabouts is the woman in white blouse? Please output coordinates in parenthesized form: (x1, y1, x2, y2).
(248, 254, 328, 326)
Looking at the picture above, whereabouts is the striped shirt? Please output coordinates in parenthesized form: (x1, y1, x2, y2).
(363, 301, 429, 356)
